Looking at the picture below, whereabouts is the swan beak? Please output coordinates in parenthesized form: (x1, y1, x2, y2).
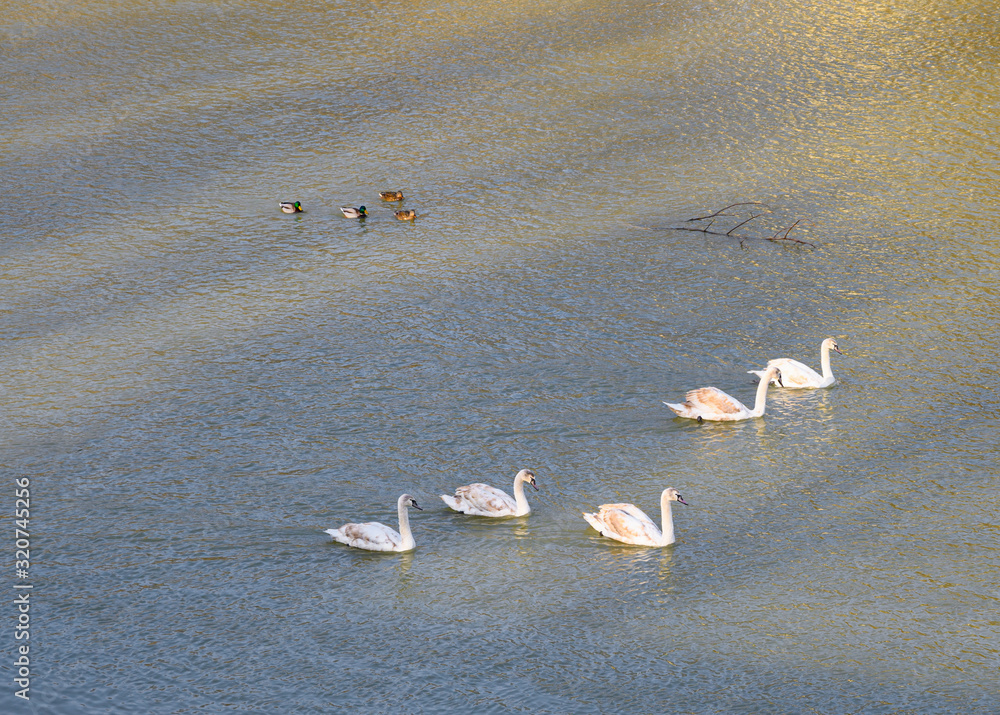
(530, 479, 539, 491)
(676, 495, 688, 505)
(411, 501, 423, 510)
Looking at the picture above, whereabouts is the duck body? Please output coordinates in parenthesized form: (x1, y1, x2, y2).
(325, 494, 422, 552)
(583, 488, 687, 547)
(749, 338, 842, 389)
(442, 469, 537, 517)
(340, 206, 368, 218)
(279, 201, 303, 213)
(665, 365, 780, 421)
(395, 210, 416, 221)
(379, 191, 404, 201)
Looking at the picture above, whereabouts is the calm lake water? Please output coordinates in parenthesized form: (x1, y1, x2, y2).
(3, 0, 999, 712)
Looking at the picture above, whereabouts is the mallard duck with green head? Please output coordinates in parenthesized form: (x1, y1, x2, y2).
(379, 191, 404, 202)
(340, 205, 368, 218)
(279, 201, 303, 213)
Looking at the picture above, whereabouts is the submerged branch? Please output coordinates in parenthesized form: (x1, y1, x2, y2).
(685, 202, 767, 223)
(725, 214, 760, 236)
(672, 204, 816, 248)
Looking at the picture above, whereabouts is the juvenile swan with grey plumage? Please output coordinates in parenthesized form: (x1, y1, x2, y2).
(583, 488, 687, 547)
(441, 469, 538, 517)
(325, 494, 422, 552)
(664, 365, 780, 421)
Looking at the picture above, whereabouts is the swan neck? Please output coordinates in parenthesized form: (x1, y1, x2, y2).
(659, 492, 676, 546)
(512, 475, 530, 516)
(397, 498, 415, 549)
(751, 371, 772, 416)
(820, 342, 833, 379)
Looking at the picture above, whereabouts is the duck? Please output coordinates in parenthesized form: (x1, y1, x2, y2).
(340, 206, 368, 218)
(324, 494, 422, 552)
(279, 201, 303, 213)
(749, 338, 843, 389)
(583, 488, 687, 547)
(395, 210, 416, 221)
(379, 191, 404, 201)
(664, 365, 781, 421)
(441, 469, 538, 517)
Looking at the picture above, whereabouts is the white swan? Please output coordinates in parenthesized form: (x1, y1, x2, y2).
(583, 488, 687, 547)
(664, 365, 780, 421)
(325, 494, 422, 552)
(441, 469, 537, 517)
(749, 338, 843, 389)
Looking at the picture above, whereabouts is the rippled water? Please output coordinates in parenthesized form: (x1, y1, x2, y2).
(3, 0, 999, 712)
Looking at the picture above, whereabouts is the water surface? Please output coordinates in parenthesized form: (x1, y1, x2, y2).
(2, 0, 999, 712)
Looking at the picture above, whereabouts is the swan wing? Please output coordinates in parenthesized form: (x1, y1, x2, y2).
(442, 483, 516, 516)
(766, 358, 823, 388)
(585, 505, 661, 546)
(327, 521, 402, 551)
(684, 387, 747, 416)
(597, 502, 650, 523)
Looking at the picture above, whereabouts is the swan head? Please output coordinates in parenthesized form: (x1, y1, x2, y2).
(823, 337, 843, 355)
(517, 469, 538, 491)
(399, 494, 423, 511)
(664, 488, 688, 506)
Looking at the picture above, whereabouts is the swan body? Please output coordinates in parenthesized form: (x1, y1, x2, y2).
(395, 210, 416, 221)
(325, 494, 422, 552)
(279, 201, 302, 213)
(583, 488, 687, 547)
(340, 205, 368, 218)
(665, 365, 780, 421)
(441, 469, 537, 517)
(749, 338, 843, 389)
(379, 191, 404, 201)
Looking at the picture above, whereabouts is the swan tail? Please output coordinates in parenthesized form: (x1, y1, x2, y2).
(663, 401, 694, 418)
(441, 494, 464, 512)
(324, 528, 346, 542)
(582, 512, 603, 533)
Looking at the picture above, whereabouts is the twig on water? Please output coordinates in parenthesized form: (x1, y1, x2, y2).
(672, 203, 816, 248)
(685, 202, 767, 223)
(725, 214, 761, 236)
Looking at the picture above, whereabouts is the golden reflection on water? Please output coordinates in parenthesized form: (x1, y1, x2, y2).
(581, 538, 679, 597)
(510, 518, 531, 543)
(393, 550, 416, 587)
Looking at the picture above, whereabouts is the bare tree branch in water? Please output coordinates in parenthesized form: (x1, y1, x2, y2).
(685, 202, 768, 223)
(672, 203, 816, 248)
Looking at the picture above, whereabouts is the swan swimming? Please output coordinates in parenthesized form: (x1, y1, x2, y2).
(749, 338, 843, 389)
(325, 493, 422, 552)
(583, 488, 687, 547)
(441, 469, 538, 517)
(664, 365, 780, 421)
